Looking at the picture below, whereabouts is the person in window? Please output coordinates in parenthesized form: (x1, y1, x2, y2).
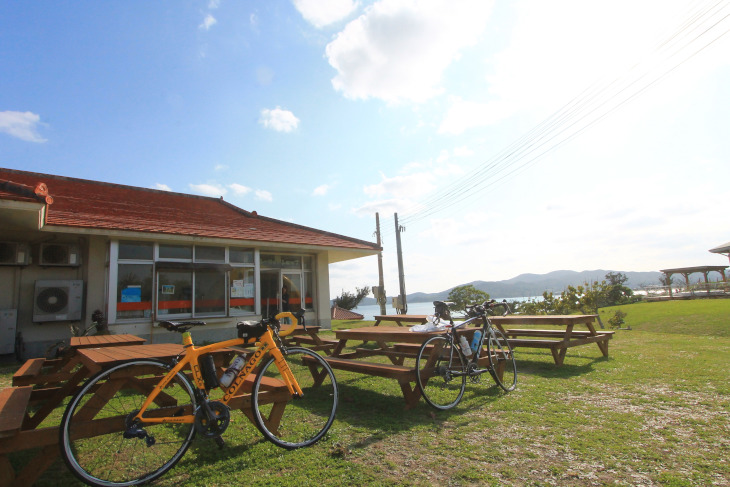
(282, 286, 290, 312)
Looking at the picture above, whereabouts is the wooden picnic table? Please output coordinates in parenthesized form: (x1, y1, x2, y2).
(322, 326, 501, 409)
(373, 315, 429, 326)
(13, 334, 147, 387)
(0, 342, 264, 487)
(278, 325, 337, 354)
(489, 314, 614, 366)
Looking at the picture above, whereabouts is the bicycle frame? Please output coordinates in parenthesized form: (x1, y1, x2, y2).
(132, 312, 302, 426)
(442, 307, 505, 373)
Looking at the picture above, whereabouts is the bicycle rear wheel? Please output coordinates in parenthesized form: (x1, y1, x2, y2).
(60, 360, 197, 487)
(416, 335, 466, 410)
(486, 328, 517, 391)
(252, 347, 338, 449)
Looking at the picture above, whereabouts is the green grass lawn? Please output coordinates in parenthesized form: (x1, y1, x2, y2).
(2, 299, 728, 486)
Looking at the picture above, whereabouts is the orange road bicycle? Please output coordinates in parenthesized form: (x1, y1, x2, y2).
(59, 311, 338, 487)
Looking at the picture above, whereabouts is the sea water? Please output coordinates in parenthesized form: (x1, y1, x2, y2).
(353, 297, 539, 321)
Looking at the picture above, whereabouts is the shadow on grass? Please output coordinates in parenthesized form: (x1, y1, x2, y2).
(513, 349, 610, 378)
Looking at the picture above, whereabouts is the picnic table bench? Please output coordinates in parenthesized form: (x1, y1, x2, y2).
(489, 314, 614, 366)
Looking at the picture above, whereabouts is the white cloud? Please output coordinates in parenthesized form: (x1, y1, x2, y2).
(199, 14, 217, 30)
(293, 0, 359, 28)
(438, 96, 512, 135)
(229, 183, 252, 195)
(255, 189, 273, 202)
(189, 183, 227, 197)
(155, 183, 172, 191)
(313, 184, 331, 196)
(325, 0, 494, 103)
(0, 110, 47, 143)
(214, 164, 228, 171)
(363, 171, 436, 198)
(259, 107, 300, 132)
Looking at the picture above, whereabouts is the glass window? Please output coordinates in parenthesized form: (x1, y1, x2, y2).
(119, 241, 153, 260)
(230, 267, 256, 315)
(116, 264, 153, 319)
(304, 272, 314, 311)
(230, 248, 254, 264)
(195, 269, 226, 315)
(195, 246, 225, 262)
(302, 256, 313, 270)
(159, 244, 192, 260)
(261, 254, 279, 268)
(158, 270, 192, 315)
(281, 256, 302, 269)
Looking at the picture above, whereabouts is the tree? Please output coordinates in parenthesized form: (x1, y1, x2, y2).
(332, 286, 370, 310)
(604, 271, 633, 306)
(446, 284, 490, 313)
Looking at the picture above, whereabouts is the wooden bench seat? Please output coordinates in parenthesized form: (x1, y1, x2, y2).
(12, 359, 46, 387)
(503, 328, 615, 338)
(287, 335, 338, 352)
(0, 387, 33, 439)
(323, 357, 416, 381)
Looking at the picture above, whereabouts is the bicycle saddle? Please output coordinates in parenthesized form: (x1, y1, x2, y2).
(159, 321, 206, 333)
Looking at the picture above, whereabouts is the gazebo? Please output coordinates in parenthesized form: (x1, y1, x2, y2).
(709, 241, 730, 263)
(659, 265, 728, 298)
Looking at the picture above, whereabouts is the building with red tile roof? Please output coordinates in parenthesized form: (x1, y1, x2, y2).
(0, 168, 380, 358)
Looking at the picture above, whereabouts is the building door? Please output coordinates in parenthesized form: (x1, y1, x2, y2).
(260, 270, 303, 317)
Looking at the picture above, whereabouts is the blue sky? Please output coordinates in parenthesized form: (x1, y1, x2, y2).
(2, 0, 729, 298)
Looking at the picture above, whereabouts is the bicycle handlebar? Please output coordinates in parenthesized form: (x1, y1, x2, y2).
(272, 309, 307, 337)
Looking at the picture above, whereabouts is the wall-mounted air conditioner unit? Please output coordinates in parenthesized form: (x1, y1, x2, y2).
(39, 243, 81, 266)
(33, 279, 84, 322)
(0, 242, 30, 266)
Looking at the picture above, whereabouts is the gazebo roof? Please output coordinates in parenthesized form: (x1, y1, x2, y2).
(709, 241, 730, 254)
(660, 265, 728, 274)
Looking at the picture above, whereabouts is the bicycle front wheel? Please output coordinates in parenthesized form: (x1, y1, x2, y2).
(487, 328, 517, 392)
(252, 347, 338, 449)
(60, 360, 197, 487)
(416, 335, 466, 410)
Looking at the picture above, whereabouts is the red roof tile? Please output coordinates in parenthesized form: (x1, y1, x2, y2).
(0, 168, 380, 252)
(330, 306, 364, 320)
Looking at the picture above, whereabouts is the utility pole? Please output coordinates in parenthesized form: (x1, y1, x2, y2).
(375, 213, 387, 315)
(394, 213, 407, 314)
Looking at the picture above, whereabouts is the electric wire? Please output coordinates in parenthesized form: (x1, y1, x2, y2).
(374, 0, 729, 239)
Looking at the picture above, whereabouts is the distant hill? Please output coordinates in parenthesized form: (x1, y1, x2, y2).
(358, 269, 662, 305)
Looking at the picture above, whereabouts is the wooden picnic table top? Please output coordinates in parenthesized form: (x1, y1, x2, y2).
(373, 315, 429, 326)
(490, 314, 598, 326)
(69, 333, 146, 349)
(333, 325, 473, 344)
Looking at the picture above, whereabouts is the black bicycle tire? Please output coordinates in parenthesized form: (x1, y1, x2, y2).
(486, 328, 517, 392)
(59, 359, 197, 487)
(416, 335, 466, 410)
(251, 347, 338, 449)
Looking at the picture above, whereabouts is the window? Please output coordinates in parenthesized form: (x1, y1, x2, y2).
(159, 244, 192, 260)
(196, 246, 225, 262)
(230, 267, 255, 314)
(117, 263, 153, 319)
(195, 268, 226, 315)
(158, 269, 192, 316)
(112, 241, 316, 321)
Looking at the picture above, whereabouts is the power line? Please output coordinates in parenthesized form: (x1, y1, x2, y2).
(386, 0, 729, 230)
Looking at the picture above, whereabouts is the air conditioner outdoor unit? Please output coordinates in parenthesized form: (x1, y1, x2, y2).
(39, 243, 81, 266)
(0, 242, 30, 266)
(33, 279, 84, 322)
